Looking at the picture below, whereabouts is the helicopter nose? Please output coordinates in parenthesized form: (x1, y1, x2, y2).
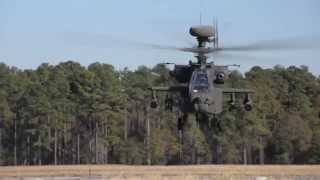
(193, 97, 210, 113)
(193, 98, 201, 112)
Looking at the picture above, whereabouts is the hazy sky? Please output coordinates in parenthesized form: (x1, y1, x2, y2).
(1, 0, 320, 74)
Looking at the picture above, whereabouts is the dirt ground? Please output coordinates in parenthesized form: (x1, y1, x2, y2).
(0, 165, 319, 179)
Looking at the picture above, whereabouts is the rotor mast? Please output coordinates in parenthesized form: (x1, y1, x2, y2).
(195, 53, 208, 67)
(189, 25, 216, 66)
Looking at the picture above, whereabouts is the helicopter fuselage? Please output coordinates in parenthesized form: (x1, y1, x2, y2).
(171, 62, 228, 116)
(149, 24, 254, 129)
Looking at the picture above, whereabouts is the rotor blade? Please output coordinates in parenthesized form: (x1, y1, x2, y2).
(113, 40, 199, 53)
(63, 32, 189, 52)
(218, 36, 320, 52)
(64, 32, 214, 54)
(179, 47, 217, 54)
(207, 52, 258, 61)
(207, 51, 287, 63)
(136, 43, 183, 51)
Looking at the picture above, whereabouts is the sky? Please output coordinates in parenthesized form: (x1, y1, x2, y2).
(0, 0, 320, 74)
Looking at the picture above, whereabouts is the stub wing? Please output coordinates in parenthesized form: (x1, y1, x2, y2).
(150, 84, 188, 92)
(221, 88, 255, 94)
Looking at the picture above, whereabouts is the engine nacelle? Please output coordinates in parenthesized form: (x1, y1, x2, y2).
(171, 65, 192, 83)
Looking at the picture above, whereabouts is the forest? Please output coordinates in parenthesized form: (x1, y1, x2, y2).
(0, 61, 319, 165)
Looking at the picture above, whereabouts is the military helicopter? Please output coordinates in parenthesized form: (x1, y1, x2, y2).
(149, 24, 255, 130)
(67, 19, 320, 130)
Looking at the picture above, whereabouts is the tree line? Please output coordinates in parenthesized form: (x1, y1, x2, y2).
(0, 61, 319, 165)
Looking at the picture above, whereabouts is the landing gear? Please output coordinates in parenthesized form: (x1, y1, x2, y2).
(150, 90, 158, 109)
(165, 95, 173, 112)
(243, 94, 253, 111)
(177, 113, 188, 164)
(228, 93, 236, 111)
(212, 115, 222, 132)
(177, 113, 188, 131)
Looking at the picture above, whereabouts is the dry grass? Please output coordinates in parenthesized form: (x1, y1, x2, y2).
(0, 165, 319, 177)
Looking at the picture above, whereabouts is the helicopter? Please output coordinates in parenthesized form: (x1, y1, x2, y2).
(67, 19, 320, 130)
(149, 24, 255, 130)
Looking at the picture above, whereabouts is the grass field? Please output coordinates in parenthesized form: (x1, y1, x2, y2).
(0, 165, 319, 178)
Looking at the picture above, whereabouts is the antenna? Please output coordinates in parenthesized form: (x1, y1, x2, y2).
(212, 17, 215, 48)
(212, 17, 218, 48)
(199, 0, 204, 25)
(215, 18, 219, 48)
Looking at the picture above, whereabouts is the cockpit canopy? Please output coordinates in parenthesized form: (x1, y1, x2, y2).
(191, 71, 209, 91)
